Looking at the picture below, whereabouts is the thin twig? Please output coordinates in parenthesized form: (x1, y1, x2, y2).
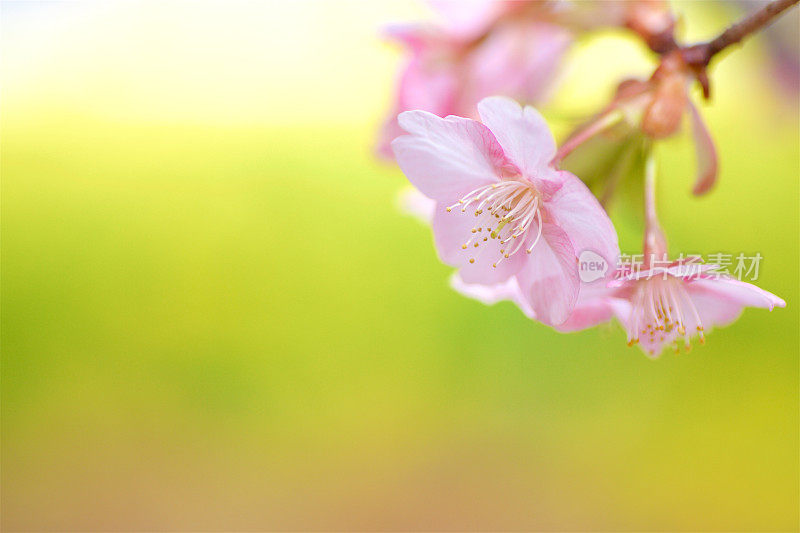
(683, 0, 799, 67)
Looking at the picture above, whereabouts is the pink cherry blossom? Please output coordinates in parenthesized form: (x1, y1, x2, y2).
(391, 96, 619, 326)
(606, 264, 785, 357)
(377, 3, 572, 159)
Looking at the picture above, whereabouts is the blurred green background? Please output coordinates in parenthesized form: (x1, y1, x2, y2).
(2, 1, 798, 531)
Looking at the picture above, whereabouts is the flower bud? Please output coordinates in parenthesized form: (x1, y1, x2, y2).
(641, 52, 689, 138)
(625, 0, 675, 53)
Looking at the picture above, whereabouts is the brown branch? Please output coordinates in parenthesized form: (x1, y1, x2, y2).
(683, 0, 799, 67)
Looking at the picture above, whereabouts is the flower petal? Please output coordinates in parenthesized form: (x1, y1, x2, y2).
(555, 279, 617, 332)
(461, 21, 572, 107)
(688, 101, 718, 196)
(613, 262, 719, 284)
(382, 23, 440, 53)
(542, 169, 619, 271)
(397, 187, 436, 223)
(450, 273, 536, 318)
(555, 296, 614, 332)
(392, 111, 505, 200)
(377, 56, 459, 159)
(476, 96, 557, 176)
(687, 277, 786, 313)
(516, 222, 579, 326)
(376, 110, 407, 160)
(665, 262, 720, 279)
(428, 0, 511, 40)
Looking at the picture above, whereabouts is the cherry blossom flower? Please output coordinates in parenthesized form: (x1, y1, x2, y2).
(376, 1, 572, 158)
(564, 153, 785, 356)
(607, 263, 785, 356)
(391, 96, 619, 326)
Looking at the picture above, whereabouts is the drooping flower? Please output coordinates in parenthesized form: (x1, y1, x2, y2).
(376, 1, 572, 158)
(607, 263, 785, 356)
(558, 151, 785, 356)
(391, 96, 619, 326)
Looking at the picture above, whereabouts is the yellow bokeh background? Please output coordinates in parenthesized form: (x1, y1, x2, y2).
(2, 1, 798, 530)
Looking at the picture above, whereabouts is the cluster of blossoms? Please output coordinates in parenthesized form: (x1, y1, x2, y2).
(380, 0, 792, 357)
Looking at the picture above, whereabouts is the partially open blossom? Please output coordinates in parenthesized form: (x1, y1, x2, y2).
(377, 1, 572, 158)
(392, 96, 619, 326)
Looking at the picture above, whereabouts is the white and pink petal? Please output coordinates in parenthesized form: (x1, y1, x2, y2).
(392, 111, 506, 200)
(541, 169, 619, 271)
(516, 223, 580, 326)
(476, 96, 557, 176)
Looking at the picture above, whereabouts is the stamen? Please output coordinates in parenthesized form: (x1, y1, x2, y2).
(448, 179, 543, 268)
(526, 210, 543, 254)
(629, 276, 709, 354)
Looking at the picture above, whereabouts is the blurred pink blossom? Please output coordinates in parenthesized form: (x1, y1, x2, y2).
(377, 2, 572, 158)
